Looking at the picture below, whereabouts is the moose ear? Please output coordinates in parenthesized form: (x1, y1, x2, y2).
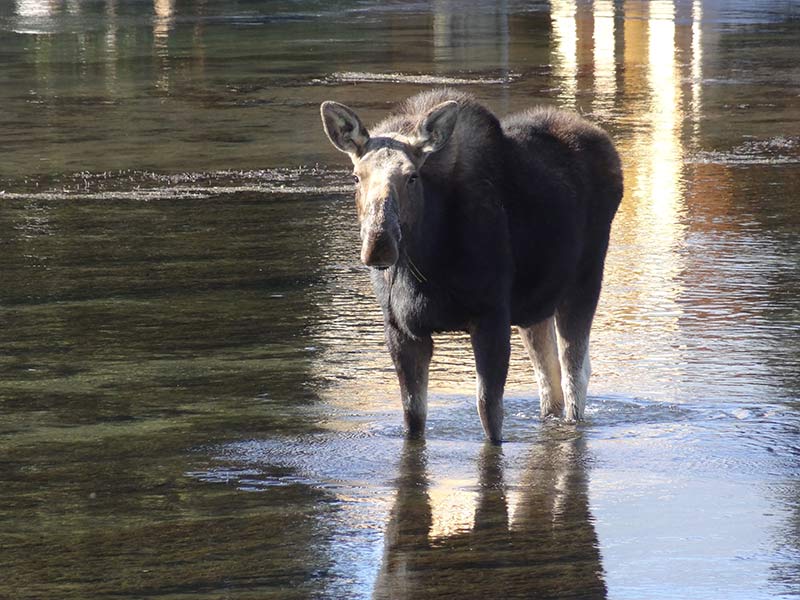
(412, 100, 459, 155)
(320, 101, 370, 158)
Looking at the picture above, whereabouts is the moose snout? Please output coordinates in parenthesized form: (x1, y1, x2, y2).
(361, 229, 399, 268)
(359, 195, 401, 268)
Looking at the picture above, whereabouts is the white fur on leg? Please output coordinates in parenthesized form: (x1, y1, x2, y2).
(519, 318, 564, 418)
(562, 346, 591, 422)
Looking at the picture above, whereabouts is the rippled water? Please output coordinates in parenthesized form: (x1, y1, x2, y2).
(1, 1, 799, 599)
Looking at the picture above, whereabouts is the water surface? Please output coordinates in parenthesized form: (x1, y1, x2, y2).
(1, 1, 799, 598)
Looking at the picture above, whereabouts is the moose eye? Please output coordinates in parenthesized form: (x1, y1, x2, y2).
(408, 173, 419, 185)
(352, 174, 360, 185)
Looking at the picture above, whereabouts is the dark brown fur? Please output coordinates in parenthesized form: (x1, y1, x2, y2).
(321, 89, 623, 440)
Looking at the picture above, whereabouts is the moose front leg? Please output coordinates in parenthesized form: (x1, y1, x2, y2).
(385, 322, 433, 438)
(470, 312, 511, 444)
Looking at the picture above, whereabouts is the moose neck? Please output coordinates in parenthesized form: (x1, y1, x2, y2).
(398, 180, 448, 281)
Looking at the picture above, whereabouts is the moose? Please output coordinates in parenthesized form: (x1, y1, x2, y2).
(320, 89, 622, 443)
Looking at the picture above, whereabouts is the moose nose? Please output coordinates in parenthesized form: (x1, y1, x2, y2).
(361, 231, 399, 268)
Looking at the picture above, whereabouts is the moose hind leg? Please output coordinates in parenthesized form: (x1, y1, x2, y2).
(555, 306, 594, 422)
(519, 316, 564, 418)
(385, 322, 433, 437)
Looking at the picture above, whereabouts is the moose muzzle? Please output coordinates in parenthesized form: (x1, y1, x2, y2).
(360, 197, 400, 268)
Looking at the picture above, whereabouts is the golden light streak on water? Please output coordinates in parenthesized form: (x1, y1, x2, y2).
(648, 0, 684, 234)
(15, 0, 55, 18)
(691, 0, 704, 138)
(550, 0, 578, 106)
(622, 0, 648, 104)
(104, 0, 118, 88)
(154, 0, 175, 44)
(154, 0, 174, 91)
(593, 0, 617, 117)
(427, 479, 478, 540)
(593, 0, 693, 393)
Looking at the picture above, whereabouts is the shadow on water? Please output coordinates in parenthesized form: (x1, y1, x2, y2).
(196, 418, 608, 597)
(190, 392, 798, 597)
(374, 434, 606, 599)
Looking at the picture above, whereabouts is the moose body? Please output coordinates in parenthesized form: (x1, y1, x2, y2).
(321, 89, 622, 443)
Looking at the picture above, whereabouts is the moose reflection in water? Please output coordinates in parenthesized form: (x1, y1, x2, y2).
(374, 434, 606, 598)
(321, 90, 622, 441)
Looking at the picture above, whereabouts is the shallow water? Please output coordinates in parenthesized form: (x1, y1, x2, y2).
(1, 1, 799, 598)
